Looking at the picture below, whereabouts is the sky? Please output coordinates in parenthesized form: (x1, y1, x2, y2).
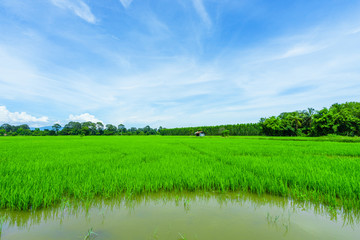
(0, 0, 360, 128)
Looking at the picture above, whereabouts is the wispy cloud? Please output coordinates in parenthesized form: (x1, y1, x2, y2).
(119, 0, 133, 9)
(0, 45, 116, 111)
(349, 27, 360, 35)
(0, 106, 48, 124)
(51, 0, 96, 23)
(1, 1, 360, 128)
(222, 25, 360, 118)
(2, 20, 360, 127)
(279, 44, 326, 59)
(68, 113, 103, 123)
(192, 0, 211, 27)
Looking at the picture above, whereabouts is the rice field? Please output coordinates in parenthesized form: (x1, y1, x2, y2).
(0, 136, 359, 211)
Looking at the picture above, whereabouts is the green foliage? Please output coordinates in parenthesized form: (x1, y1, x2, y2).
(82, 122, 96, 135)
(1, 102, 359, 138)
(260, 102, 360, 137)
(52, 123, 62, 133)
(222, 130, 230, 137)
(118, 124, 125, 135)
(81, 126, 90, 136)
(62, 121, 81, 135)
(83, 227, 97, 240)
(0, 124, 30, 134)
(0, 122, 161, 136)
(160, 123, 261, 136)
(311, 102, 360, 137)
(0, 136, 359, 211)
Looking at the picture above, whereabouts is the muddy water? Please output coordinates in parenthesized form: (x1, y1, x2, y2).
(1, 192, 359, 240)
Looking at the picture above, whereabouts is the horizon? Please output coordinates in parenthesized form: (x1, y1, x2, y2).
(0, 100, 355, 129)
(1, 0, 360, 128)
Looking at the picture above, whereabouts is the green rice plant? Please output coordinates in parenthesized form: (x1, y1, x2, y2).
(183, 199, 190, 212)
(0, 215, 6, 235)
(178, 232, 187, 240)
(0, 136, 359, 211)
(266, 211, 291, 234)
(83, 227, 97, 240)
(151, 228, 159, 240)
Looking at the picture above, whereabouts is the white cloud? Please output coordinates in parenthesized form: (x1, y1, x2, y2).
(1, 3, 360, 128)
(0, 106, 48, 124)
(51, 0, 96, 23)
(349, 27, 360, 35)
(0, 45, 117, 112)
(119, 0, 133, 8)
(68, 113, 103, 123)
(192, 0, 211, 27)
(279, 44, 325, 59)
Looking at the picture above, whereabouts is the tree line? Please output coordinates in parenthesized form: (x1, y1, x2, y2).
(260, 102, 360, 137)
(0, 122, 160, 136)
(1, 102, 359, 137)
(159, 102, 360, 137)
(159, 123, 261, 136)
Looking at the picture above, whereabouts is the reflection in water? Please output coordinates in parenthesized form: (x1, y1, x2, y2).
(1, 191, 360, 240)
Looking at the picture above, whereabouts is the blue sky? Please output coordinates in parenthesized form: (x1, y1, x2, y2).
(0, 0, 360, 128)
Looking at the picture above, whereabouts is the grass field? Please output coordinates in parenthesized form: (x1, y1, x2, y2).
(0, 136, 359, 211)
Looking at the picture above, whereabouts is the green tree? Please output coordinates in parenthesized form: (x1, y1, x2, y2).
(96, 122, 104, 135)
(32, 128, 41, 136)
(222, 130, 230, 137)
(62, 121, 81, 135)
(0, 129, 5, 136)
(289, 112, 303, 135)
(52, 123, 62, 134)
(81, 126, 90, 136)
(144, 125, 151, 135)
(0, 124, 12, 132)
(18, 124, 30, 130)
(105, 124, 117, 135)
(118, 124, 125, 135)
(82, 122, 96, 135)
(128, 127, 137, 135)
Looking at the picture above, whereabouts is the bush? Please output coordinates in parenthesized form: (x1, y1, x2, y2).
(222, 130, 230, 137)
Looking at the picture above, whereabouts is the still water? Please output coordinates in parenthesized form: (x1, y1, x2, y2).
(1, 192, 359, 240)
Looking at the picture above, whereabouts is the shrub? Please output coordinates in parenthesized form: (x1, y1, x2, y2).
(222, 130, 230, 137)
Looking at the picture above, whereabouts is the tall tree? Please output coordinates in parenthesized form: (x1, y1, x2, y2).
(289, 112, 302, 133)
(63, 121, 81, 135)
(96, 122, 104, 135)
(82, 122, 96, 135)
(105, 124, 117, 135)
(18, 124, 30, 130)
(0, 124, 12, 132)
(118, 124, 125, 135)
(52, 123, 62, 133)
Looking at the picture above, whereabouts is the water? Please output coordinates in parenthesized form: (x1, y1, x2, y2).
(1, 192, 359, 240)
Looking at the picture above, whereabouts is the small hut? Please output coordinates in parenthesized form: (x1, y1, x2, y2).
(195, 131, 205, 137)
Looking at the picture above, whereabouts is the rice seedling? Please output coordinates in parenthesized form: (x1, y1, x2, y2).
(178, 232, 187, 240)
(83, 227, 97, 240)
(0, 136, 359, 211)
(266, 211, 291, 234)
(151, 228, 159, 240)
(0, 215, 6, 235)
